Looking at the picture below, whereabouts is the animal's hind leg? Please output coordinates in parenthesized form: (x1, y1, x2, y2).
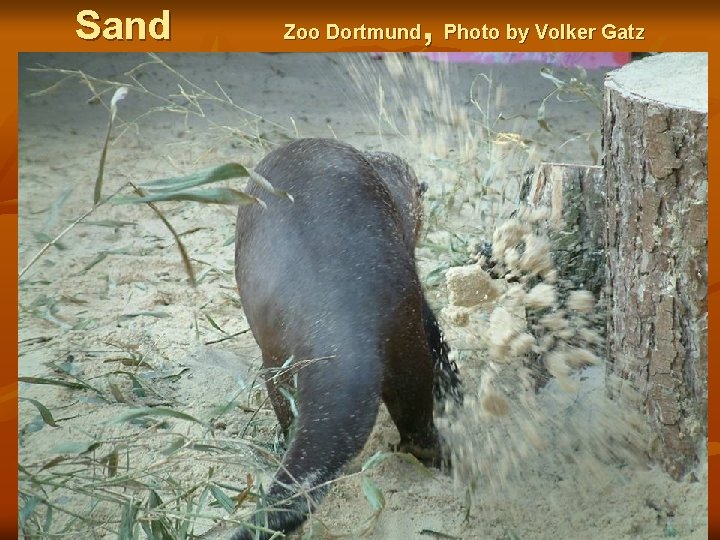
(381, 310, 442, 465)
(263, 353, 295, 439)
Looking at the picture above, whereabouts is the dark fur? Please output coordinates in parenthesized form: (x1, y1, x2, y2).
(231, 138, 460, 540)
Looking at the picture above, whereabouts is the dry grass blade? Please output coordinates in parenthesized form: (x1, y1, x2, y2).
(248, 169, 294, 202)
(94, 87, 129, 205)
(540, 67, 603, 112)
(537, 100, 551, 132)
(539, 67, 566, 88)
(129, 181, 198, 288)
(204, 328, 250, 345)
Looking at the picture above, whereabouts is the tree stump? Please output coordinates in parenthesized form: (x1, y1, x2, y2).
(603, 53, 708, 479)
(526, 162, 605, 297)
(518, 162, 606, 390)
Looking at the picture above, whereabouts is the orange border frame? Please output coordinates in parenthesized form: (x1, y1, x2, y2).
(10, 3, 715, 537)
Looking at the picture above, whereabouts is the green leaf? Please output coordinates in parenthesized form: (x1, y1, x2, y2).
(113, 187, 266, 207)
(103, 357, 152, 368)
(361, 451, 391, 472)
(106, 370, 149, 399)
(223, 233, 236, 247)
(161, 437, 186, 456)
(33, 231, 67, 250)
(118, 311, 170, 321)
(79, 251, 109, 273)
(209, 484, 236, 513)
(19, 376, 86, 391)
(361, 476, 385, 513)
(19, 397, 58, 427)
(141, 162, 250, 192)
(43, 502, 53, 534)
(147, 489, 163, 509)
(141, 491, 175, 540)
(43, 187, 73, 231)
(78, 249, 131, 274)
(424, 265, 448, 286)
(204, 312, 227, 334)
(111, 407, 206, 427)
(117, 499, 140, 540)
(19, 495, 41, 528)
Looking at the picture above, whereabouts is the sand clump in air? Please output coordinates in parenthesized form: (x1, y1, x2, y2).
(437, 205, 654, 515)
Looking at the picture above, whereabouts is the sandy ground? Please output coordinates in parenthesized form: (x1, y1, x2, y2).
(18, 53, 707, 540)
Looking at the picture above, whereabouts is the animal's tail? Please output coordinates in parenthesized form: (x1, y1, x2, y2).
(230, 356, 381, 540)
(422, 297, 463, 408)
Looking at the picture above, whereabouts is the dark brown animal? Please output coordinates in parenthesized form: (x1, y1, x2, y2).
(231, 138, 460, 540)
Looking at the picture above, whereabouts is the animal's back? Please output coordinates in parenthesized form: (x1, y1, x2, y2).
(235, 138, 417, 344)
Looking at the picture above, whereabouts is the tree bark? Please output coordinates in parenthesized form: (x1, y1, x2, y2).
(603, 53, 708, 479)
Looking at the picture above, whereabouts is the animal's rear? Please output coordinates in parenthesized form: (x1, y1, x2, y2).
(231, 139, 453, 540)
